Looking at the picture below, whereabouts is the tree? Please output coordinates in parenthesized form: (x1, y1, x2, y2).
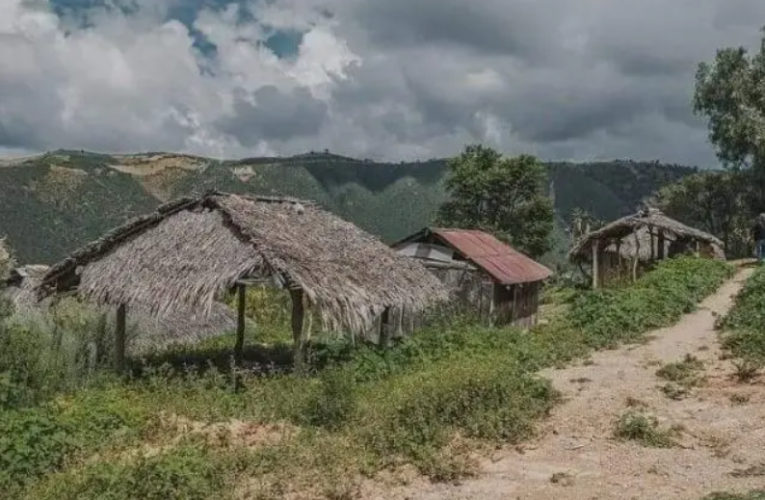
(436, 144, 554, 257)
(694, 27, 765, 212)
(649, 171, 752, 258)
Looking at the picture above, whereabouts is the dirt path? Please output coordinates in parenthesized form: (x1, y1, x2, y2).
(379, 267, 765, 500)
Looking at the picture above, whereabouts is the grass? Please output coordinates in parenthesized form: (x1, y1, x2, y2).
(0, 256, 734, 499)
(656, 354, 706, 399)
(703, 492, 765, 500)
(613, 410, 679, 448)
(720, 265, 765, 374)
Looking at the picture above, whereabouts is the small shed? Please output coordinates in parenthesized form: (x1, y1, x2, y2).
(391, 227, 553, 328)
(569, 207, 725, 288)
(37, 191, 448, 369)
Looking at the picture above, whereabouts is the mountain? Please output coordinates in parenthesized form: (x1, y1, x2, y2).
(0, 150, 696, 266)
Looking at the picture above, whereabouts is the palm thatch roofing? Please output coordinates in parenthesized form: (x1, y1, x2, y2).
(37, 191, 448, 333)
(5, 264, 237, 353)
(569, 207, 725, 262)
(0, 238, 12, 281)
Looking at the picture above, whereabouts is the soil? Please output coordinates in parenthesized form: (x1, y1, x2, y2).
(374, 267, 765, 500)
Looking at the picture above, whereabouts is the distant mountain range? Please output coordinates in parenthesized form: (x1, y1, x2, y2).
(0, 150, 696, 267)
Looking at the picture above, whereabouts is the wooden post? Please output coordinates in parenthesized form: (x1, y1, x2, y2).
(233, 285, 246, 365)
(289, 288, 306, 373)
(632, 231, 641, 282)
(649, 226, 655, 262)
(115, 304, 127, 373)
(591, 240, 600, 289)
(657, 230, 665, 259)
(379, 307, 391, 347)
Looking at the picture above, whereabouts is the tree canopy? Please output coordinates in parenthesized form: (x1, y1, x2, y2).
(694, 26, 765, 211)
(436, 144, 554, 258)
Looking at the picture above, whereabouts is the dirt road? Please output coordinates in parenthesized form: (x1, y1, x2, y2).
(381, 267, 764, 500)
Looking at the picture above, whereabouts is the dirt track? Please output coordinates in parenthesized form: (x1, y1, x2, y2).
(377, 267, 765, 500)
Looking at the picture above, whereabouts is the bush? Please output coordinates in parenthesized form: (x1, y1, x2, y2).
(24, 444, 245, 500)
(357, 353, 558, 468)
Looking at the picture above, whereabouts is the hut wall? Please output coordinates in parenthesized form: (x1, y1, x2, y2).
(383, 264, 541, 341)
(492, 281, 540, 328)
(596, 250, 652, 287)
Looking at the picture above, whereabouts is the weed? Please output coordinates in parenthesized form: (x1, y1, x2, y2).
(656, 354, 705, 398)
(730, 393, 751, 405)
(733, 359, 761, 383)
(613, 410, 678, 448)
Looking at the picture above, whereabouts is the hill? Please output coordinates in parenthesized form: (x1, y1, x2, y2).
(0, 150, 696, 265)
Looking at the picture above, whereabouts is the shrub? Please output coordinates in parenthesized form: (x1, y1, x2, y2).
(613, 410, 677, 448)
(569, 257, 732, 348)
(720, 265, 765, 367)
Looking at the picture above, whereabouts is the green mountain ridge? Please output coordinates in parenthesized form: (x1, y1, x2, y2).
(0, 150, 696, 266)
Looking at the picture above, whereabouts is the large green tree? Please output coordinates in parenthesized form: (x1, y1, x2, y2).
(694, 27, 765, 212)
(436, 144, 554, 257)
(649, 171, 752, 258)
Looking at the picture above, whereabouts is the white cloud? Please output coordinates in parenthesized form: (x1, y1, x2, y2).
(0, 0, 764, 164)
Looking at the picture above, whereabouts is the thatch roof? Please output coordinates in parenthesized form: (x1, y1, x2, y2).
(569, 207, 725, 262)
(5, 264, 237, 353)
(0, 238, 13, 281)
(38, 191, 447, 333)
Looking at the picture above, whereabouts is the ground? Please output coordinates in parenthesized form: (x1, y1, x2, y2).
(370, 267, 764, 500)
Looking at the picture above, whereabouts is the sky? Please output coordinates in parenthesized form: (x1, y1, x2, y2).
(0, 0, 764, 165)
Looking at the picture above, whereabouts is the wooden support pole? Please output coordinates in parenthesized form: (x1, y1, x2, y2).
(632, 231, 641, 282)
(657, 230, 665, 259)
(233, 284, 246, 365)
(115, 304, 127, 373)
(379, 307, 391, 347)
(649, 226, 655, 262)
(591, 240, 600, 289)
(289, 288, 306, 373)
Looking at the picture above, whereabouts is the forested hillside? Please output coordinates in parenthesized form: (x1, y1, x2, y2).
(0, 150, 695, 265)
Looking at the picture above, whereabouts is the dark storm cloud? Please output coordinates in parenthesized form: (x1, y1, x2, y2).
(217, 86, 328, 146)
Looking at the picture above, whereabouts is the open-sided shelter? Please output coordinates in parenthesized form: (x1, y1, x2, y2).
(4, 264, 237, 354)
(569, 207, 725, 288)
(37, 191, 448, 369)
(391, 227, 553, 328)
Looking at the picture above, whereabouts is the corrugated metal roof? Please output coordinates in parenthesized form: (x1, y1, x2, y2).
(432, 228, 553, 285)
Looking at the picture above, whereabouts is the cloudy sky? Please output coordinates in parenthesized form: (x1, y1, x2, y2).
(0, 0, 763, 165)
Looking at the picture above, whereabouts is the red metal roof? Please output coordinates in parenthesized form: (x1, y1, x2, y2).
(431, 228, 552, 285)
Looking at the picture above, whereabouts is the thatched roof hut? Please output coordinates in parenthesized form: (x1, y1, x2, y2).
(37, 191, 447, 366)
(570, 208, 724, 262)
(4, 264, 237, 354)
(569, 207, 725, 288)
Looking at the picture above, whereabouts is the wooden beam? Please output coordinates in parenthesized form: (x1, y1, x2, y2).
(115, 304, 127, 373)
(591, 240, 600, 289)
(233, 284, 246, 365)
(289, 288, 306, 374)
(657, 230, 665, 259)
(632, 231, 641, 282)
(379, 307, 391, 347)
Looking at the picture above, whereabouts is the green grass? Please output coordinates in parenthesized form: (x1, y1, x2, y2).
(720, 265, 765, 369)
(0, 256, 734, 499)
(613, 410, 679, 448)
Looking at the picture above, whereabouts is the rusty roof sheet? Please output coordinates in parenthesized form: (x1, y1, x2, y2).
(432, 228, 553, 285)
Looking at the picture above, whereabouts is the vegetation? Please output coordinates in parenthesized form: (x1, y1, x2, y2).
(719, 265, 765, 371)
(656, 354, 706, 400)
(0, 256, 731, 499)
(702, 492, 765, 500)
(0, 151, 694, 266)
(650, 170, 753, 258)
(435, 145, 554, 258)
(613, 410, 679, 448)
